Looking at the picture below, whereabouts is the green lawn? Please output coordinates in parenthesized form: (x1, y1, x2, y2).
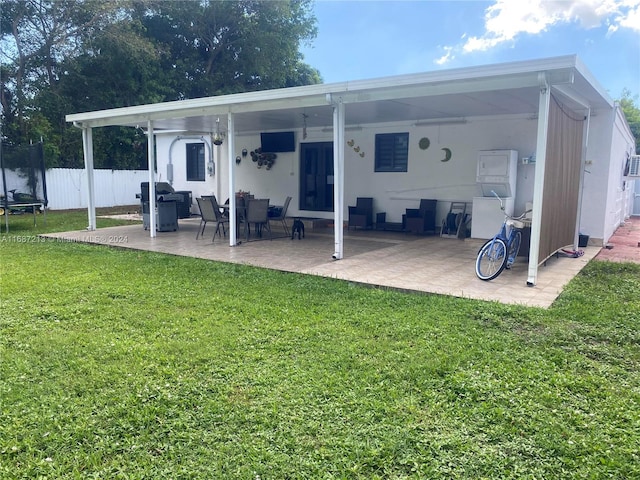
(1, 211, 639, 479)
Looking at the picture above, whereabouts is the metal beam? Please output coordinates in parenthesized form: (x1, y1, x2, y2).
(147, 120, 157, 237)
(228, 113, 237, 246)
(332, 99, 345, 260)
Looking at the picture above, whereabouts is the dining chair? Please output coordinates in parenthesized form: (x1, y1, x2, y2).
(196, 197, 228, 241)
(269, 196, 292, 236)
(244, 198, 272, 241)
(209, 195, 229, 238)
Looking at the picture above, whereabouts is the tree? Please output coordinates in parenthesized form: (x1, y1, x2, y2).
(138, 0, 320, 99)
(618, 89, 640, 154)
(1, 0, 122, 143)
(1, 0, 320, 168)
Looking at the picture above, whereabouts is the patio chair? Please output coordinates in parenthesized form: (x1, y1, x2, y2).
(404, 199, 437, 235)
(196, 196, 228, 241)
(348, 197, 374, 229)
(244, 198, 272, 241)
(268, 196, 292, 236)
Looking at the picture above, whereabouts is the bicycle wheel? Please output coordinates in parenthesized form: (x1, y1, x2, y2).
(476, 238, 508, 281)
(505, 230, 522, 269)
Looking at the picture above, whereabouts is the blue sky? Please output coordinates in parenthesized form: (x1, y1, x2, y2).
(300, 0, 640, 100)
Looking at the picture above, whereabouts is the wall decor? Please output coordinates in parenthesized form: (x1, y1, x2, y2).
(419, 137, 430, 150)
(440, 147, 452, 162)
(250, 148, 277, 170)
(346, 139, 365, 157)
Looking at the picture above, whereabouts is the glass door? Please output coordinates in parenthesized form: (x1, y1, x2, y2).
(299, 142, 333, 212)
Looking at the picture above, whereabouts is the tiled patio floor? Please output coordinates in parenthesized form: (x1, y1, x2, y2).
(43, 216, 608, 308)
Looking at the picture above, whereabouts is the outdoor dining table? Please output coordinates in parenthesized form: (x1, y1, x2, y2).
(221, 197, 270, 241)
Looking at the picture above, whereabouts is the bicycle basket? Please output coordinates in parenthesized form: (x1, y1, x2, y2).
(508, 219, 525, 229)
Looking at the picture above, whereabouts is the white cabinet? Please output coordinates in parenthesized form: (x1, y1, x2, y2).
(471, 196, 514, 239)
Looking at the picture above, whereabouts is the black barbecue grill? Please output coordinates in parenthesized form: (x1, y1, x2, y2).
(137, 182, 192, 231)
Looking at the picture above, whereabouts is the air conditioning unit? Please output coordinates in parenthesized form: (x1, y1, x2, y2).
(628, 155, 640, 177)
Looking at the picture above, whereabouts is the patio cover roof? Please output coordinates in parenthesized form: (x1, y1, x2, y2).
(66, 54, 613, 286)
(67, 55, 612, 132)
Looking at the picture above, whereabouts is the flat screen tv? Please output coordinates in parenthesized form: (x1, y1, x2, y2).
(260, 131, 295, 152)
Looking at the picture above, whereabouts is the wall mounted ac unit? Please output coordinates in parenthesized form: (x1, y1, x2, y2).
(628, 155, 640, 177)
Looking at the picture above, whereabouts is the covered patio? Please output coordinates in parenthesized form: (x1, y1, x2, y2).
(66, 55, 618, 289)
(44, 218, 599, 308)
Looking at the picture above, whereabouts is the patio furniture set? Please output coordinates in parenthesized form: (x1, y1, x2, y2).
(196, 193, 292, 243)
(349, 197, 470, 237)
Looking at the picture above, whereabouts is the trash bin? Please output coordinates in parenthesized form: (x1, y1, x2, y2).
(174, 190, 192, 219)
(157, 201, 178, 232)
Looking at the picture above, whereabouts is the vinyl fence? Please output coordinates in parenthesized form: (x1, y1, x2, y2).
(46, 168, 148, 210)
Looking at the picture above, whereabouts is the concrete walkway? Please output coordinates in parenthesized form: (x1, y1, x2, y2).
(594, 216, 640, 264)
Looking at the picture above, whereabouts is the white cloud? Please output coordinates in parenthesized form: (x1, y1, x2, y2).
(435, 46, 455, 65)
(457, 0, 640, 55)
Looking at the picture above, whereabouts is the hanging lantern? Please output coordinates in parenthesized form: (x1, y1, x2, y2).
(212, 118, 225, 146)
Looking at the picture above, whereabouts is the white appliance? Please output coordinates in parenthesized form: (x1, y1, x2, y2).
(472, 150, 518, 239)
(471, 196, 514, 239)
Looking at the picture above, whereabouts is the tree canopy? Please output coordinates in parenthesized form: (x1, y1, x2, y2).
(619, 89, 640, 154)
(1, 0, 320, 168)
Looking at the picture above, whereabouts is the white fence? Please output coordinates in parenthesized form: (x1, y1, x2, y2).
(45, 168, 147, 210)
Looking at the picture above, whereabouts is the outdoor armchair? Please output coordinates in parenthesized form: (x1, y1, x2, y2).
(348, 197, 374, 229)
(404, 199, 437, 235)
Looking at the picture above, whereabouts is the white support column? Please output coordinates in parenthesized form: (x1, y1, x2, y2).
(332, 99, 345, 260)
(527, 77, 551, 286)
(227, 113, 237, 246)
(147, 120, 157, 237)
(82, 126, 96, 231)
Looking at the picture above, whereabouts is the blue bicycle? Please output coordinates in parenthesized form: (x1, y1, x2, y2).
(475, 191, 531, 281)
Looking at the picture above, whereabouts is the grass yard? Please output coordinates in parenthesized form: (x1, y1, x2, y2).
(1, 211, 639, 478)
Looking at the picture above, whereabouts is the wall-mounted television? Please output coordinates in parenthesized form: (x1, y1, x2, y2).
(260, 131, 296, 152)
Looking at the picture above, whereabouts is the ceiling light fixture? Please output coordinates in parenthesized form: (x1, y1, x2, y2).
(414, 117, 467, 126)
(321, 126, 363, 133)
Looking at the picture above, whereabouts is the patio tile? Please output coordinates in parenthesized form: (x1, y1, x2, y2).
(41, 218, 620, 308)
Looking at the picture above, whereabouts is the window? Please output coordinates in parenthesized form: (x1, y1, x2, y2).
(375, 133, 409, 172)
(186, 143, 205, 181)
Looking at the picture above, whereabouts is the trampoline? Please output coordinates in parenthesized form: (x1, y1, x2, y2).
(1, 142, 48, 233)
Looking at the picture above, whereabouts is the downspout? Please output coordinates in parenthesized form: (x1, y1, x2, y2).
(527, 73, 551, 286)
(168, 135, 213, 185)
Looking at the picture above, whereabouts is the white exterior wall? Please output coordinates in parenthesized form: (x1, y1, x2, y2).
(156, 114, 539, 225)
(155, 108, 631, 239)
(579, 106, 636, 245)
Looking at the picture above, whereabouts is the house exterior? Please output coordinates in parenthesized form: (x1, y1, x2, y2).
(66, 55, 636, 286)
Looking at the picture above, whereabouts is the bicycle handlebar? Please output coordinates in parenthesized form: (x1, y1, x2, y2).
(490, 190, 532, 222)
